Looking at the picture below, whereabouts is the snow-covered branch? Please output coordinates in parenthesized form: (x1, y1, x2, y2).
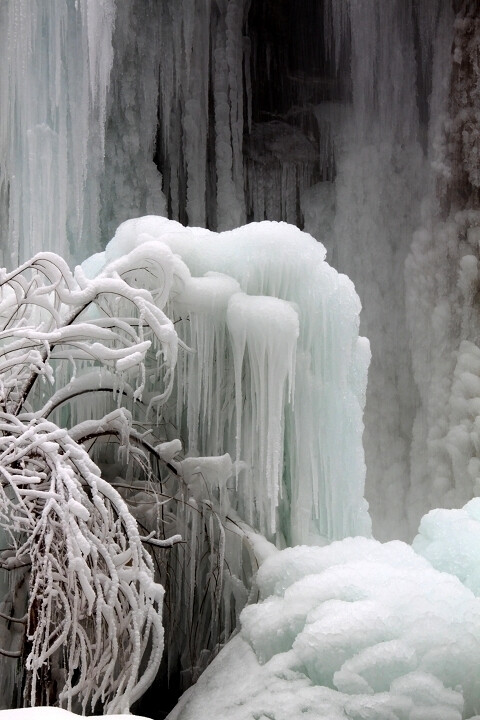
(0, 244, 185, 711)
(0, 415, 164, 713)
(0, 246, 178, 417)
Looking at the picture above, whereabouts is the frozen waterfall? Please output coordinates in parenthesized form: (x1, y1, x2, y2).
(1, 0, 477, 542)
(0, 0, 115, 266)
(100, 215, 371, 545)
(1, 1, 480, 717)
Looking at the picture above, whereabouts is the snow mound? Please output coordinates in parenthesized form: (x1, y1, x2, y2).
(167, 537, 480, 720)
(0, 710, 149, 720)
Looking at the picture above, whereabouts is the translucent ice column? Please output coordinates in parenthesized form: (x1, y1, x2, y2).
(0, 0, 115, 267)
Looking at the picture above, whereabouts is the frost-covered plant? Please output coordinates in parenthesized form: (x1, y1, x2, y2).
(0, 246, 177, 418)
(0, 241, 269, 714)
(0, 248, 178, 711)
(0, 416, 164, 713)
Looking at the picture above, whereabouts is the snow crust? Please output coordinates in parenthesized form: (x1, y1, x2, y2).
(168, 534, 480, 720)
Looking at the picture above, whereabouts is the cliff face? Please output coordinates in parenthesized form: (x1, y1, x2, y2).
(439, 5, 480, 216)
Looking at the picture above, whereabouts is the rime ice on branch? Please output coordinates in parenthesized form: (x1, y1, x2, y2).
(0, 245, 180, 712)
(0, 418, 164, 713)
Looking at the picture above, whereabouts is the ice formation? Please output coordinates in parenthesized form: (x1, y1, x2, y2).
(99, 215, 371, 545)
(65, 213, 370, 712)
(413, 497, 480, 596)
(1, 1, 480, 717)
(2, 0, 478, 542)
(405, 6, 480, 536)
(309, 0, 456, 540)
(167, 536, 480, 720)
(0, 0, 115, 267)
(0, 215, 370, 711)
(0, 0, 478, 538)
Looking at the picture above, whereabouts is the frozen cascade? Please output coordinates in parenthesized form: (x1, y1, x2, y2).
(103, 215, 371, 545)
(0, 0, 115, 267)
(312, 0, 441, 540)
(99, 0, 167, 241)
(2, 1, 480, 542)
(2, 4, 480, 714)
(156, 0, 248, 230)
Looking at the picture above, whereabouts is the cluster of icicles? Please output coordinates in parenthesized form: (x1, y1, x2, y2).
(93, 215, 371, 546)
(0, 214, 370, 713)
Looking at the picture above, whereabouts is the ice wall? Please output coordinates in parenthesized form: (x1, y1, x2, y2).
(0, 0, 116, 267)
(298, 2, 480, 541)
(406, 5, 480, 529)
(305, 0, 450, 541)
(240, 1, 480, 541)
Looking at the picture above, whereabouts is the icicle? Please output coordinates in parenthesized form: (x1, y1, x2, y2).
(105, 216, 371, 544)
(172, 272, 240, 455)
(227, 293, 298, 537)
